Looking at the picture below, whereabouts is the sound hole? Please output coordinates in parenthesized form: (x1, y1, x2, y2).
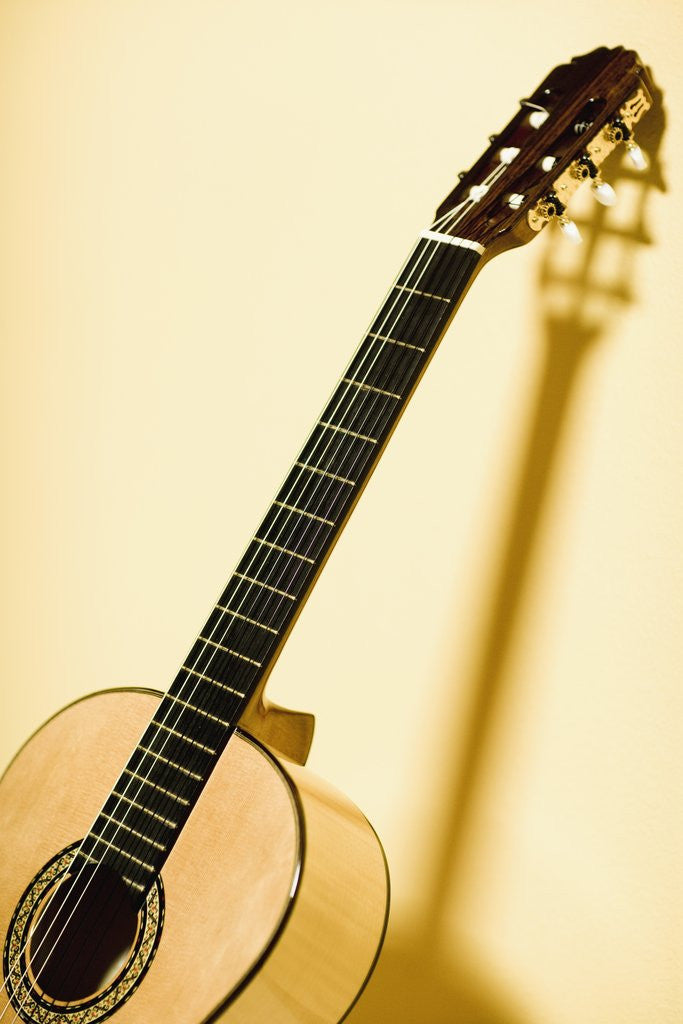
(28, 864, 139, 1004)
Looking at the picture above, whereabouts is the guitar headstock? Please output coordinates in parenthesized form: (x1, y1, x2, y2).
(435, 46, 653, 257)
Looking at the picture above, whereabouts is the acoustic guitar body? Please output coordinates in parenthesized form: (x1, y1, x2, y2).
(0, 689, 389, 1023)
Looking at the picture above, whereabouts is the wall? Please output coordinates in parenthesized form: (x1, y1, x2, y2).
(0, 2, 680, 1022)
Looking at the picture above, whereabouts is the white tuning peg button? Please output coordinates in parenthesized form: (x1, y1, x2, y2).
(559, 216, 582, 245)
(591, 178, 617, 206)
(529, 110, 549, 129)
(625, 141, 648, 171)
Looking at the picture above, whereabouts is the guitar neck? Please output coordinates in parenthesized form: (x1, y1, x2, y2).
(181, 230, 484, 719)
(82, 229, 484, 899)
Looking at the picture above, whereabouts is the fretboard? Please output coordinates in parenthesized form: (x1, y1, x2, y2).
(82, 230, 483, 902)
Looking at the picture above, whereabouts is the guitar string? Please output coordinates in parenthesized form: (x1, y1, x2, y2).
(2, 164, 508, 1020)
(0, 207, 466, 1015)
(2, 174, 501, 1021)
(0, 204, 473, 1023)
(0, 180, 491, 1019)
(29, 223, 475, 1015)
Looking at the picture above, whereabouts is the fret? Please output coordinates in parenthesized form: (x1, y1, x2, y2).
(235, 538, 311, 600)
(254, 536, 316, 564)
(121, 875, 146, 894)
(369, 289, 451, 348)
(367, 331, 424, 353)
(75, 849, 98, 866)
(97, 792, 178, 853)
(180, 664, 246, 697)
(137, 745, 203, 781)
(121, 747, 198, 808)
(318, 421, 377, 445)
(395, 238, 471, 293)
(151, 720, 218, 755)
(234, 569, 297, 598)
(319, 387, 391, 440)
(273, 467, 350, 526)
(394, 283, 450, 302)
(122, 768, 190, 806)
(110, 790, 178, 829)
(197, 634, 262, 668)
(342, 377, 402, 401)
(204, 607, 274, 667)
(83, 833, 156, 873)
(218, 569, 297, 632)
(298, 424, 376, 487)
(273, 499, 336, 526)
(346, 334, 424, 395)
(151, 701, 227, 755)
(215, 604, 279, 635)
(166, 691, 232, 728)
(100, 812, 167, 851)
(295, 461, 355, 487)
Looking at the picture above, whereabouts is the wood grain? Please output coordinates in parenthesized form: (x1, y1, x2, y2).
(0, 689, 388, 1022)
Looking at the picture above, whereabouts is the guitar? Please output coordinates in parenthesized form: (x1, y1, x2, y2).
(0, 45, 652, 1024)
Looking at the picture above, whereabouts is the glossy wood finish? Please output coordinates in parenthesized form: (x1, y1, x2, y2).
(435, 46, 652, 255)
(0, 690, 388, 1022)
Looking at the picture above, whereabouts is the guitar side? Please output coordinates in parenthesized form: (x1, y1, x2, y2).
(0, 689, 389, 1023)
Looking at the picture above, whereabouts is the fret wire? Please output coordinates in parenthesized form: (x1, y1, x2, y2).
(233, 570, 297, 600)
(215, 603, 279, 635)
(273, 498, 336, 526)
(99, 813, 167, 851)
(342, 377, 402, 400)
(368, 331, 425, 352)
(151, 720, 217, 755)
(137, 745, 203, 781)
(181, 664, 246, 697)
(85, 832, 156, 873)
(121, 875, 146, 894)
(196, 634, 262, 667)
(165, 691, 232, 728)
(394, 283, 450, 301)
(295, 461, 356, 486)
(122, 768, 190, 806)
(318, 420, 377, 444)
(112, 789, 179, 828)
(253, 535, 316, 564)
(75, 849, 97, 866)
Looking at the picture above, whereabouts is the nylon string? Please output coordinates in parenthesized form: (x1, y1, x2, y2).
(2, 163, 507, 1021)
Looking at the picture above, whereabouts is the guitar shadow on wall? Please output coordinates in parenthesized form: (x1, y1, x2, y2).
(347, 84, 666, 1024)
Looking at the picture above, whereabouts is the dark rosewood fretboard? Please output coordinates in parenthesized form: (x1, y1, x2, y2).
(82, 231, 482, 901)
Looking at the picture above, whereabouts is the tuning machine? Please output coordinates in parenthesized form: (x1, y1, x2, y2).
(572, 154, 617, 207)
(526, 87, 652, 238)
(605, 117, 649, 170)
(534, 192, 582, 244)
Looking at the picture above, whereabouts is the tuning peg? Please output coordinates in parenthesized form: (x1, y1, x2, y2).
(499, 146, 520, 165)
(624, 140, 648, 171)
(591, 176, 617, 206)
(558, 216, 582, 244)
(527, 109, 549, 129)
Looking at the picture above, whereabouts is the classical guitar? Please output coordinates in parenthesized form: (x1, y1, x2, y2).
(0, 45, 652, 1024)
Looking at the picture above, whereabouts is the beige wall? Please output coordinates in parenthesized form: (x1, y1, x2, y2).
(0, 2, 680, 1022)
